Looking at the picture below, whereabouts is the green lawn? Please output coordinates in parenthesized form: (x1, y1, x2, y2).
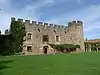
(0, 52, 100, 75)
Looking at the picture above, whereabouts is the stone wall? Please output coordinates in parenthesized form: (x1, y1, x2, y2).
(11, 17, 85, 55)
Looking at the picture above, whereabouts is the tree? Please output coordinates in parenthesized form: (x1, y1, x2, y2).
(10, 19, 26, 54)
(0, 30, 1, 35)
(5, 29, 9, 35)
(0, 35, 13, 55)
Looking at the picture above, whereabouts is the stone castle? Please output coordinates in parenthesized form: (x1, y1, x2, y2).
(11, 17, 85, 55)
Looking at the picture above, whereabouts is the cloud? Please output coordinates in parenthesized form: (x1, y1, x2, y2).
(46, 4, 100, 39)
(0, 0, 56, 33)
(0, 0, 100, 39)
(0, 0, 12, 32)
(77, 0, 81, 4)
(43, 0, 55, 4)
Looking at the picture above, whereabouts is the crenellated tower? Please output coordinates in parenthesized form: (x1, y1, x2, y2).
(67, 21, 85, 51)
(10, 17, 85, 54)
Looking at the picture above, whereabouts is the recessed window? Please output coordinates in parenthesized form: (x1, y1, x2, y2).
(43, 35, 49, 42)
(70, 38, 72, 39)
(37, 29, 40, 32)
(54, 30, 56, 33)
(27, 46, 32, 52)
(27, 33, 32, 40)
(56, 36, 60, 42)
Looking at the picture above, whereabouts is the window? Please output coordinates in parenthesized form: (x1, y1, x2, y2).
(43, 35, 49, 42)
(56, 36, 59, 42)
(27, 46, 32, 52)
(37, 29, 40, 32)
(54, 30, 56, 33)
(27, 33, 32, 40)
(70, 38, 72, 39)
(65, 31, 67, 34)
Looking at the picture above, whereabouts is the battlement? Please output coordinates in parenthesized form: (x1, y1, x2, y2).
(68, 21, 83, 27)
(18, 18, 23, 22)
(54, 25, 57, 28)
(64, 26, 68, 30)
(11, 17, 83, 32)
(11, 17, 68, 30)
(32, 21, 37, 24)
(68, 21, 83, 25)
(11, 17, 15, 21)
(11, 17, 85, 54)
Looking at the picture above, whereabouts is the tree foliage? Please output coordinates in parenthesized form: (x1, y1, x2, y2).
(0, 30, 1, 35)
(0, 35, 13, 55)
(49, 44, 80, 53)
(0, 20, 26, 56)
(90, 43, 100, 51)
(10, 20, 26, 54)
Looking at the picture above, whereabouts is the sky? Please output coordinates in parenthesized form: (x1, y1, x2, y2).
(0, 0, 100, 40)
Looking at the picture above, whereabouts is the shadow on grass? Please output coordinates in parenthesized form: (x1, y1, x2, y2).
(0, 60, 14, 75)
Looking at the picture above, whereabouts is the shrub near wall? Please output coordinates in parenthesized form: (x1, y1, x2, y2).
(49, 44, 80, 53)
(0, 35, 13, 55)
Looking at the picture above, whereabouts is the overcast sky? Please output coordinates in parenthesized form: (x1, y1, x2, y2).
(0, 0, 100, 39)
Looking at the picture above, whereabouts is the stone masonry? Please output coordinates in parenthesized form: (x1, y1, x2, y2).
(11, 17, 85, 55)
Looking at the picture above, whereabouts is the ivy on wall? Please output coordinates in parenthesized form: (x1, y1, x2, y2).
(49, 44, 80, 53)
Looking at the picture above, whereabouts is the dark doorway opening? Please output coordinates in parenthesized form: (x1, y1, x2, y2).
(43, 46, 48, 54)
(98, 48, 100, 51)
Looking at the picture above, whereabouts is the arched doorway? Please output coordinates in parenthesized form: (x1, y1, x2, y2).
(43, 46, 48, 54)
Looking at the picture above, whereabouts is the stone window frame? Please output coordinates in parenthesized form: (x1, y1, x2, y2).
(55, 36, 60, 42)
(53, 30, 56, 33)
(37, 29, 40, 32)
(42, 35, 49, 42)
(26, 45, 33, 52)
(27, 32, 32, 40)
(65, 31, 67, 34)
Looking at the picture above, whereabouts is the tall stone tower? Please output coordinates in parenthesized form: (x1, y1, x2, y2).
(67, 21, 85, 52)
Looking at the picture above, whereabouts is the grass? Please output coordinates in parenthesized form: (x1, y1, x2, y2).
(0, 52, 100, 75)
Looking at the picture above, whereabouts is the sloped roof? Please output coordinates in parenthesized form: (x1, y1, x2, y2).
(85, 39, 100, 43)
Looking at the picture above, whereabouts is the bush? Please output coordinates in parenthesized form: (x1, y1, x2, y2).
(0, 35, 13, 56)
(49, 44, 80, 53)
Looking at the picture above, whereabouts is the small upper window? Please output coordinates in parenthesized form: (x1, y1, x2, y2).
(70, 38, 72, 39)
(65, 31, 67, 34)
(27, 33, 32, 40)
(37, 29, 40, 32)
(56, 36, 60, 42)
(54, 30, 56, 33)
